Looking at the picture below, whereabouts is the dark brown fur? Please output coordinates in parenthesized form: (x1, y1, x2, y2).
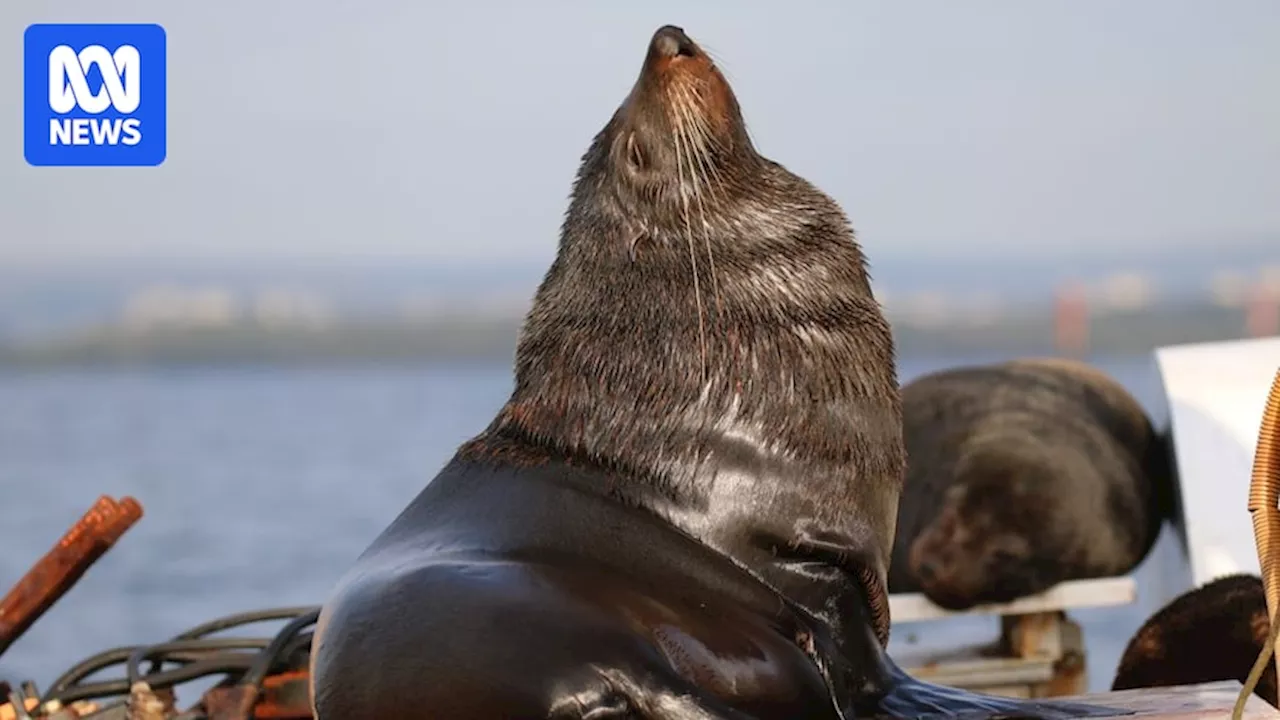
(888, 358, 1169, 610)
(1112, 573, 1276, 708)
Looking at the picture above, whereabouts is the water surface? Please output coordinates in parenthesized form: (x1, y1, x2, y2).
(0, 354, 1189, 694)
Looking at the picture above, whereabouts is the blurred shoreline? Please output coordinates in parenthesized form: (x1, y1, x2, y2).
(0, 298, 1272, 368)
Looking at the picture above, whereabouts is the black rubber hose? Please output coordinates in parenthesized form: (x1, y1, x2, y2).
(45, 641, 265, 697)
(126, 639, 270, 687)
(238, 609, 320, 690)
(146, 605, 319, 676)
(277, 630, 314, 668)
(52, 653, 257, 704)
(41, 606, 322, 706)
(170, 606, 321, 641)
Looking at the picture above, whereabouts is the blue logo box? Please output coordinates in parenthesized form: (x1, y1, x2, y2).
(24, 23, 167, 167)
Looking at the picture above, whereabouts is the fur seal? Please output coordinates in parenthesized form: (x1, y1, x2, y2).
(309, 26, 1120, 719)
(1112, 573, 1277, 707)
(888, 357, 1169, 610)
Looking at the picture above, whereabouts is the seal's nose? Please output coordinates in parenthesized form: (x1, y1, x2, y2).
(651, 25, 697, 58)
(914, 559, 937, 584)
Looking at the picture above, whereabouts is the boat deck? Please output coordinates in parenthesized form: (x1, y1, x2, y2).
(889, 576, 1138, 623)
(1059, 680, 1278, 718)
(0, 681, 1272, 720)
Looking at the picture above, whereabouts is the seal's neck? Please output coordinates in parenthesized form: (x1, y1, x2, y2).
(459, 166, 902, 575)
(481, 225, 889, 485)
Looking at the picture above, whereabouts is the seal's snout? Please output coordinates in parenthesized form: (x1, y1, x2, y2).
(913, 558, 937, 584)
(651, 25, 697, 58)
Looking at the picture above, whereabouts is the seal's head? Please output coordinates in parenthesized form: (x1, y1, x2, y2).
(589, 25, 757, 222)
(1113, 574, 1276, 707)
(907, 451, 1052, 610)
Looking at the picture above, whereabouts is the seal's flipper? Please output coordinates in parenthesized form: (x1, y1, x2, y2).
(873, 658, 1129, 719)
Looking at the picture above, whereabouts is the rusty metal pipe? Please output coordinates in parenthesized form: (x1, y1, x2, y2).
(0, 496, 143, 657)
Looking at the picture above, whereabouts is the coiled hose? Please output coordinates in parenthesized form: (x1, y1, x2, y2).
(1236, 367, 1280, 720)
(39, 605, 319, 707)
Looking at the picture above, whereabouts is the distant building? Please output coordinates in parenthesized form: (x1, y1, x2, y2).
(957, 291, 1004, 327)
(897, 291, 951, 328)
(1208, 270, 1250, 308)
(1097, 272, 1154, 311)
(1246, 267, 1280, 337)
(1261, 264, 1280, 295)
(1053, 281, 1090, 356)
(252, 288, 334, 327)
(399, 289, 532, 320)
(121, 285, 240, 330)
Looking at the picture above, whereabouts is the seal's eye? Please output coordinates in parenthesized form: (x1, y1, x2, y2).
(990, 548, 1019, 567)
(626, 132, 647, 171)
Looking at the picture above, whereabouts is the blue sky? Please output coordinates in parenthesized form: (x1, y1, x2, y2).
(2, 1, 1278, 267)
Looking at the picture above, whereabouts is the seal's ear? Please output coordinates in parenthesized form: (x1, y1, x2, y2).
(626, 132, 647, 172)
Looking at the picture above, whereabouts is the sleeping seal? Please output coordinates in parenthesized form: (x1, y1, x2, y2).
(889, 357, 1169, 610)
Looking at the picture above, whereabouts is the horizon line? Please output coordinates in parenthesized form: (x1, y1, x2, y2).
(3, 237, 1278, 274)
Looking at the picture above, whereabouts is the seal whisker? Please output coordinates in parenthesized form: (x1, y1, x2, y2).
(672, 84, 726, 321)
(673, 92, 727, 209)
(686, 85, 728, 151)
(679, 86, 731, 200)
(673, 87, 721, 192)
(677, 97, 728, 338)
(668, 86, 710, 382)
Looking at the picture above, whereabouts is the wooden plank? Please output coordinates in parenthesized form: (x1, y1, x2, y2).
(896, 611, 1088, 698)
(908, 654, 1056, 687)
(1056, 680, 1279, 718)
(888, 576, 1137, 622)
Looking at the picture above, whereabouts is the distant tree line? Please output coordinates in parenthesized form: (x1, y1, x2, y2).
(0, 301, 1267, 368)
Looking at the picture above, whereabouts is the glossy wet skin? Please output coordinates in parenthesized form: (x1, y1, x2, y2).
(311, 462, 843, 719)
(437, 563, 832, 718)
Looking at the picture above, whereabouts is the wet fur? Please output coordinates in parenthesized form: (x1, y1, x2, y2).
(889, 358, 1169, 610)
(312, 27, 1123, 719)
(1112, 573, 1277, 707)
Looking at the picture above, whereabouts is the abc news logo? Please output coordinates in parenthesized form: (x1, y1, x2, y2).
(48, 44, 143, 147)
(24, 23, 167, 167)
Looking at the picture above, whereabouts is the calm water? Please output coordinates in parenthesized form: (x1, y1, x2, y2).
(0, 354, 1191, 694)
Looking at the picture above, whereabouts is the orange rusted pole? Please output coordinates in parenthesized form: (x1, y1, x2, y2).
(0, 495, 143, 657)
